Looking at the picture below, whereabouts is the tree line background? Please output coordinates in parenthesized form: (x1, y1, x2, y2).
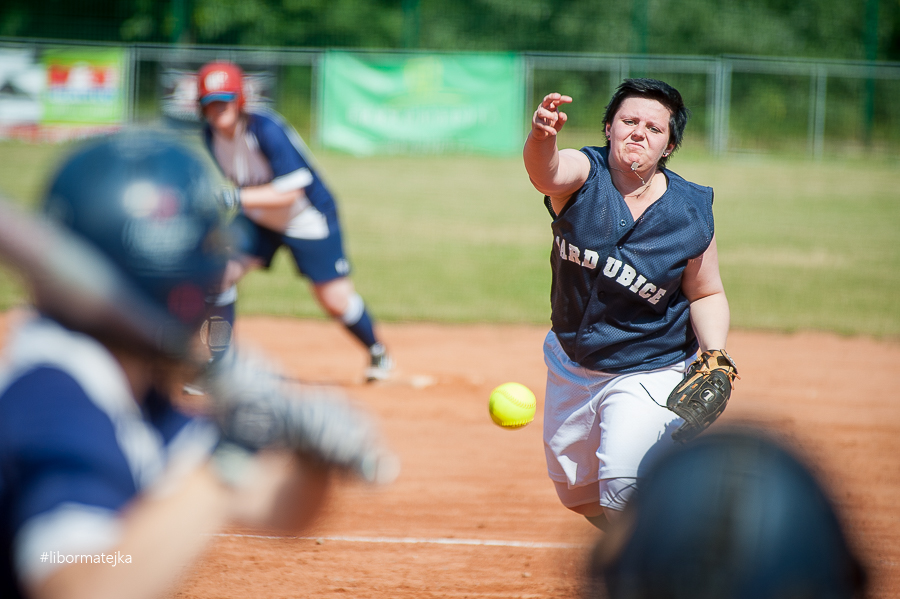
(0, 1, 898, 336)
(1, 0, 898, 62)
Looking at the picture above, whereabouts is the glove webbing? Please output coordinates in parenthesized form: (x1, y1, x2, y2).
(699, 349, 740, 386)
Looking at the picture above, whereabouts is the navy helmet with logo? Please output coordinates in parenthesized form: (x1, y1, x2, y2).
(41, 129, 230, 358)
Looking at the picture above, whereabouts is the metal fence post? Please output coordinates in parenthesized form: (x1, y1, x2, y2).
(610, 57, 629, 89)
(706, 61, 717, 153)
(524, 56, 534, 137)
(807, 65, 827, 159)
(711, 57, 731, 155)
(311, 52, 322, 148)
(126, 46, 136, 124)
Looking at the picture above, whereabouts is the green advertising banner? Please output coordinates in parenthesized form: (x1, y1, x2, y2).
(319, 51, 524, 155)
(41, 48, 128, 124)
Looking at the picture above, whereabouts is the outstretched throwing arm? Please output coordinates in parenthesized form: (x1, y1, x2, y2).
(523, 93, 590, 211)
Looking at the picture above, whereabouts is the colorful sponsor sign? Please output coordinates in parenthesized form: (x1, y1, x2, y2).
(41, 47, 128, 124)
(319, 51, 525, 155)
(0, 49, 43, 125)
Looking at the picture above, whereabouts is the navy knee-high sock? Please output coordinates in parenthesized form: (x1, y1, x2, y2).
(341, 292, 378, 350)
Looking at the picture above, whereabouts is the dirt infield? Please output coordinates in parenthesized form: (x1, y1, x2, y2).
(2, 314, 899, 598)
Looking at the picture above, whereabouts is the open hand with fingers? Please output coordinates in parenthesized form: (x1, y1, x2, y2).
(531, 93, 573, 140)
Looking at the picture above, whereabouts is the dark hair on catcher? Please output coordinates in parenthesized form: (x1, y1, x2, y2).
(586, 428, 867, 599)
(602, 78, 690, 169)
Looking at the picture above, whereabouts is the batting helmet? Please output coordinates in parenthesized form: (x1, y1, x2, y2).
(41, 129, 230, 359)
(197, 61, 244, 108)
(590, 429, 866, 599)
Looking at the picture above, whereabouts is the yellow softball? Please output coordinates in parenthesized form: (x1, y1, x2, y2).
(488, 382, 536, 429)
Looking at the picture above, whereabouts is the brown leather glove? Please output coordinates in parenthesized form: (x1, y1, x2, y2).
(667, 349, 740, 443)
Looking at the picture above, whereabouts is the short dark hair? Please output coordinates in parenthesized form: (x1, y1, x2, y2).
(602, 78, 690, 168)
(587, 429, 867, 599)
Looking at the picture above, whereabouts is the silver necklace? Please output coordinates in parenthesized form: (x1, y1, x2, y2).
(610, 161, 651, 197)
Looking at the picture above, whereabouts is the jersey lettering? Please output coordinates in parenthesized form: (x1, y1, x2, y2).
(616, 264, 637, 287)
(648, 288, 668, 304)
(560, 244, 667, 307)
(567, 244, 582, 266)
(602, 257, 622, 277)
(637, 281, 657, 298)
(601, 255, 667, 306)
(558, 237, 599, 269)
(629, 274, 647, 293)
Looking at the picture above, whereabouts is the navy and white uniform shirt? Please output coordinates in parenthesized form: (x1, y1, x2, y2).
(547, 145, 715, 374)
(203, 108, 339, 239)
(0, 316, 218, 599)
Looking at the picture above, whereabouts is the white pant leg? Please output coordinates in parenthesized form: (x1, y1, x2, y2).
(595, 368, 686, 481)
(543, 331, 688, 510)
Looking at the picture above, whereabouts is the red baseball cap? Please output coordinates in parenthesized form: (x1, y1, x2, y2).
(197, 61, 244, 107)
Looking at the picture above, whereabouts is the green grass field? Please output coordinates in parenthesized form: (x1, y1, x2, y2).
(1, 136, 898, 339)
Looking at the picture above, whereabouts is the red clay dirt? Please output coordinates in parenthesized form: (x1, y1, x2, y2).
(2, 313, 899, 598)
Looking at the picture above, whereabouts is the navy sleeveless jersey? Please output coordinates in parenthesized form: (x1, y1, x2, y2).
(203, 109, 339, 230)
(547, 146, 715, 374)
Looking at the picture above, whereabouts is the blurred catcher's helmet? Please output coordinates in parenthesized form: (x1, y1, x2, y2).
(593, 429, 866, 599)
(41, 130, 230, 358)
(197, 61, 245, 108)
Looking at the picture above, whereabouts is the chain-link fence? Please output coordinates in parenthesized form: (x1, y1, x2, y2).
(2, 38, 899, 158)
(527, 53, 900, 158)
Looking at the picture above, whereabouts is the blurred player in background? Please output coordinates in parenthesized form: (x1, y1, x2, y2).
(523, 79, 732, 530)
(196, 60, 393, 382)
(586, 428, 867, 599)
(0, 131, 393, 599)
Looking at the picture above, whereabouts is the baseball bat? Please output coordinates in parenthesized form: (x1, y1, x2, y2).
(0, 196, 193, 359)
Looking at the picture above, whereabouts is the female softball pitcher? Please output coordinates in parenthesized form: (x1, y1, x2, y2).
(523, 78, 733, 531)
